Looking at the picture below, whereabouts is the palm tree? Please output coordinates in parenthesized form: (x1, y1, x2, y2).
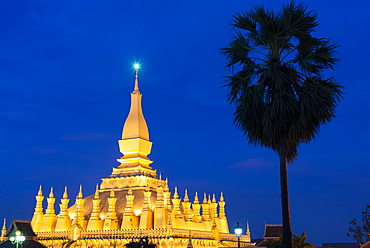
(293, 231, 314, 248)
(267, 232, 314, 248)
(221, 2, 342, 248)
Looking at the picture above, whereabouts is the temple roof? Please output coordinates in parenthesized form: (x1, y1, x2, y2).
(263, 224, 282, 239)
(5, 220, 36, 238)
(0, 220, 46, 248)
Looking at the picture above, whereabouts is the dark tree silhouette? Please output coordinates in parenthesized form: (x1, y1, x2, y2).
(125, 238, 156, 248)
(347, 205, 370, 244)
(221, 2, 342, 248)
(267, 232, 314, 248)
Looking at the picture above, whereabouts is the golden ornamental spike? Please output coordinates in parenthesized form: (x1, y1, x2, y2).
(220, 191, 224, 202)
(1, 218, 6, 238)
(203, 192, 207, 204)
(184, 189, 189, 202)
(63, 186, 68, 199)
(194, 191, 199, 203)
(38, 185, 43, 196)
(174, 187, 179, 198)
(133, 64, 140, 93)
(78, 185, 83, 199)
(94, 184, 100, 199)
(49, 187, 54, 198)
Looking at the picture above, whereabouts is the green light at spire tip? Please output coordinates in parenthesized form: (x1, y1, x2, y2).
(134, 63, 140, 70)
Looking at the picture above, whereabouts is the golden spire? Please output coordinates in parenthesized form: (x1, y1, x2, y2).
(184, 189, 189, 202)
(192, 192, 202, 223)
(57, 186, 70, 222)
(194, 192, 199, 204)
(203, 193, 207, 204)
(1, 218, 6, 238)
(94, 184, 100, 199)
(164, 178, 169, 191)
(172, 187, 181, 218)
(113, 64, 155, 177)
(38, 185, 42, 196)
(77, 185, 83, 199)
(121, 64, 149, 140)
(48, 187, 54, 198)
(219, 192, 226, 219)
(49, 187, 54, 198)
(173, 187, 179, 199)
(31, 185, 44, 232)
(183, 189, 192, 221)
(45, 187, 56, 215)
(63, 186, 68, 199)
(73, 185, 86, 227)
(133, 65, 139, 93)
(105, 188, 118, 229)
(87, 184, 103, 230)
(201, 193, 210, 221)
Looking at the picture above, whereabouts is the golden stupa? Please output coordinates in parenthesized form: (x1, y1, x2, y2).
(3, 67, 253, 248)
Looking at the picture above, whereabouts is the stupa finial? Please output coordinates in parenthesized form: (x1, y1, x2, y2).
(174, 187, 179, 199)
(78, 185, 83, 199)
(203, 192, 207, 204)
(49, 187, 54, 198)
(220, 191, 224, 202)
(38, 185, 43, 196)
(194, 191, 199, 204)
(133, 63, 140, 93)
(212, 194, 216, 203)
(94, 184, 100, 199)
(1, 218, 6, 237)
(184, 189, 189, 202)
(63, 186, 68, 199)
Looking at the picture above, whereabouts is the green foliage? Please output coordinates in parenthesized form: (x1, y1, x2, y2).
(221, 1, 342, 163)
(347, 205, 370, 244)
(267, 232, 314, 248)
(267, 237, 283, 248)
(293, 231, 314, 248)
(125, 238, 156, 248)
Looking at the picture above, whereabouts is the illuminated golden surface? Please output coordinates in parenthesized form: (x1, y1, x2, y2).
(28, 71, 252, 248)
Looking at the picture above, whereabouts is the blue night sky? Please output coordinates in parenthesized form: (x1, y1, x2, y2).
(0, 0, 369, 245)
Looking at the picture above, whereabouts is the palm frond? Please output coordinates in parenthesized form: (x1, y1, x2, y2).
(221, 1, 342, 162)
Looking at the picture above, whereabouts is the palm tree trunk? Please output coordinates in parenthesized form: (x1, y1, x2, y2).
(280, 155, 293, 248)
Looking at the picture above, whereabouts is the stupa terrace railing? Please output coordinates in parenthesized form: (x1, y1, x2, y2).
(170, 228, 214, 239)
(36, 231, 70, 240)
(79, 228, 216, 239)
(80, 228, 169, 239)
(218, 232, 250, 242)
(35, 228, 252, 244)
